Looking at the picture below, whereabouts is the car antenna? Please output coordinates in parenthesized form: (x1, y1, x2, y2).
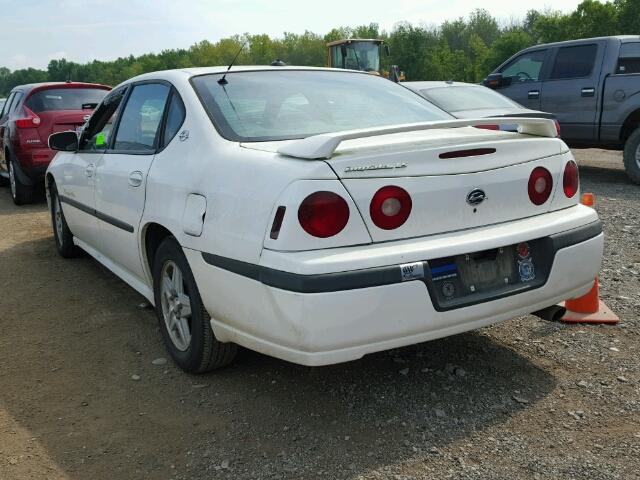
(218, 41, 247, 85)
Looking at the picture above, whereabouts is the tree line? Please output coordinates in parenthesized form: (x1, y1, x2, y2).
(1, 0, 638, 96)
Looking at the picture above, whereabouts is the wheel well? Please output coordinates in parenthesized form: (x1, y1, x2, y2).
(621, 109, 640, 142)
(144, 223, 174, 272)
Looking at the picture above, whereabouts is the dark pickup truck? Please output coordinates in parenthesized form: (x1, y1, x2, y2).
(483, 36, 640, 184)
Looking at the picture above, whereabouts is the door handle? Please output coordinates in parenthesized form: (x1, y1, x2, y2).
(128, 171, 143, 187)
(581, 87, 595, 97)
(528, 90, 540, 99)
(85, 163, 95, 177)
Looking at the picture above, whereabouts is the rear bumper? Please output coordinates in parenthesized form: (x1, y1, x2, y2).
(14, 148, 54, 182)
(187, 205, 603, 366)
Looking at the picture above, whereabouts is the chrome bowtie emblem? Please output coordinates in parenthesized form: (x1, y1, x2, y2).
(466, 188, 487, 206)
(179, 130, 189, 141)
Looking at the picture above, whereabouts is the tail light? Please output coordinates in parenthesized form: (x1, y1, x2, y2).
(298, 191, 349, 238)
(563, 160, 579, 198)
(16, 106, 41, 129)
(528, 167, 553, 205)
(474, 124, 499, 131)
(370, 186, 412, 230)
(554, 120, 561, 137)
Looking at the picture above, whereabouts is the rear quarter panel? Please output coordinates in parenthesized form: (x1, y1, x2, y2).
(141, 75, 338, 268)
(600, 73, 640, 143)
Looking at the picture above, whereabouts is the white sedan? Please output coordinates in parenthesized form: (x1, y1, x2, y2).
(46, 66, 603, 372)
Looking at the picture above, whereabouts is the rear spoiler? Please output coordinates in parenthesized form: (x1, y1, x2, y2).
(277, 117, 558, 160)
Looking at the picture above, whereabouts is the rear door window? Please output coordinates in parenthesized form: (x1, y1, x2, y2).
(112, 83, 170, 152)
(10, 93, 23, 112)
(550, 44, 597, 79)
(501, 50, 547, 83)
(161, 91, 186, 148)
(1, 92, 15, 117)
(25, 88, 108, 113)
(618, 42, 640, 74)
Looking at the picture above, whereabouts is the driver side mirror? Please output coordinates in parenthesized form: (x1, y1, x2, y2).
(484, 73, 503, 89)
(49, 131, 79, 152)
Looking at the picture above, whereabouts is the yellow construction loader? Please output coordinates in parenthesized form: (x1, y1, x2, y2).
(326, 38, 405, 81)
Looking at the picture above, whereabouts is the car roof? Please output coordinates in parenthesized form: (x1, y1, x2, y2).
(523, 35, 640, 51)
(10, 81, 111, 94)
(118, 65, 366, 87)
(402, 81, 484, 91)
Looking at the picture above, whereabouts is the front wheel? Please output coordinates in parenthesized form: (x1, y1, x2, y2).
(623, 127, 640, 185)
(152, 237, 237, 373)
(49, 182, 79, 258)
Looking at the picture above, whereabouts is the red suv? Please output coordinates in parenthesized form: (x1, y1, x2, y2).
(0, 82, 111, 204)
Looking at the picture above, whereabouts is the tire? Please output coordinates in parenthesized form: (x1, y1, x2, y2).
(152, 237, 237, 373)
(623, 127, 640, 185)
(8, 156, 35, 205)
(49, 182, 79, 258)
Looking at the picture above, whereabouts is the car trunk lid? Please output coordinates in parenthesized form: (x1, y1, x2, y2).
(244, 120, 571, 243)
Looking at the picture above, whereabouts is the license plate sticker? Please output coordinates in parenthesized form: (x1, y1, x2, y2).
(400, 262, 424, 281)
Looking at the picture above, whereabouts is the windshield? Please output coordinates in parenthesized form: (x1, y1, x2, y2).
(420, 86, 519, 113)
(331, 42, 381, 72)
(25, 87, 109, 113)
(192, 70, 452, 142)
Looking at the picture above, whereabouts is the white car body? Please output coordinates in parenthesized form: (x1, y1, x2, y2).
(46, 66, 603, 368)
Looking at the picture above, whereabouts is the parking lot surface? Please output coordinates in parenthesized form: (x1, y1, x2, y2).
(0, 149, 638, 480)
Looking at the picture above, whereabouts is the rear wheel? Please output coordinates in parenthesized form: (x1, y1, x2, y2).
(8, 156, 35, 205)
(152, 237, 237, 373)
(623, 127, 640, 185)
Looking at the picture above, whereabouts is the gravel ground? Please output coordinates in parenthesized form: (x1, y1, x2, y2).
(0, 149, 638, 480)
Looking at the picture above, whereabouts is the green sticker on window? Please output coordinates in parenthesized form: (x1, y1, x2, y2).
(95, 132, 106, 146)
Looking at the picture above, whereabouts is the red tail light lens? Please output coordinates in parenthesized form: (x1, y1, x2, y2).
(554, 120, 561, 137)
(15, 107, 41, 129)
(563, 160, 579, 198)
(528, 167, 553, 205)
(370, 186, 412, 230)
(298, 191, 349, 238)
(474, 124, 499, 131)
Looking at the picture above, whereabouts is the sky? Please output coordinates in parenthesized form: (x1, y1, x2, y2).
(0, 0, 584, 70)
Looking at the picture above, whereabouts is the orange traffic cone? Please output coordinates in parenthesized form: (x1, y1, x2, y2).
(559, 193, 619, 324)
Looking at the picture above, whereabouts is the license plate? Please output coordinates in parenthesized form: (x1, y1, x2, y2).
(425, 240, 548, 310)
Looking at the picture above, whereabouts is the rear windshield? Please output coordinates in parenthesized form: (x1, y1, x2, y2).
(191, 70, 452, 142)
(25, 88, 109, 113)
(419, 86, 518, 112)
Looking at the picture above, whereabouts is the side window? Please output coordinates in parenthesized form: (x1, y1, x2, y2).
(618, 42, 640, 74)
(162, 92, 186, 148)
(10, 93, 23, 112)
(1, 92, 16, 117)
(79, 88, 126, 152)
(501, 50, 546, 83)
(113, 83, 170, 152)
(550, 44, 597, 79)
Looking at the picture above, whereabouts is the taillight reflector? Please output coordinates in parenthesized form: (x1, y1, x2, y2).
(563, 160, 579, 198)
(270, 206, 286, 240)
(528, 167, 553, 205)
(370, 186, 412, 230)
(298, 191, 349, 238)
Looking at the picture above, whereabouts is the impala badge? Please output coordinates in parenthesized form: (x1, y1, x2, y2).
(179, 130, 189, 141)
(345, 162, 407, 173)
(466, 188, 487, 206)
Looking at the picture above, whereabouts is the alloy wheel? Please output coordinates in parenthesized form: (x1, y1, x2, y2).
(54, 194, 64, 242)
(160, 260, 193, 351)
(8, 161, 16, 199)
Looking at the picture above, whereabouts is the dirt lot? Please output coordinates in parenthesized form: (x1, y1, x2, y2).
(0, 149, 638, 480)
